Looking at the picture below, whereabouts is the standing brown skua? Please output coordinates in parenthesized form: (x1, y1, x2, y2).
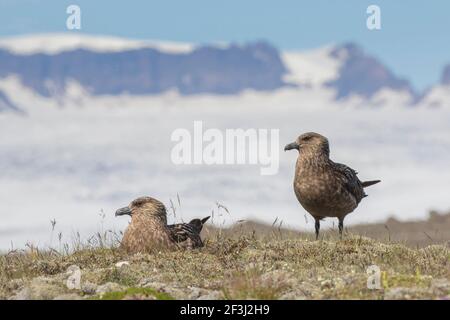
(285, 132, 380, 240)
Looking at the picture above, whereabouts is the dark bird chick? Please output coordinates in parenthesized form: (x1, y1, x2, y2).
(115, 196, 208, 253)
(285, 132, 380, 240)
(167, 216, 210, 248)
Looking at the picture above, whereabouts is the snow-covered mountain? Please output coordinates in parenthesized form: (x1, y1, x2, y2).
(282, 44, 416, 106)
(1, 35, 450, 249)
(283, 43, 415, 97)
(0, 34, 287, 101)
(0, 33, 436, 110)
(326, 43, 415, 100)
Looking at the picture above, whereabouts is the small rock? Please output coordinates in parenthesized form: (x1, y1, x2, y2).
(115, 261, 130, 268)
(385, 287, 409, 300)
(188, 287, 203, 299)
(197, 290, 223, 300)
(279, 291, 308, 300)
(431, 279, 450, 295)
(123, 294, 156, 300)
(96, 282, 124, 295)
(384, 287, 427, 300)
(53, 293, 83, 300)
(333, 277, 346, 289)
(10, 277, 66, 300)
(141, 281, 186, 299)
(187, 286, 223, 300)
(81, 281, 98, 295)
(9, 287, 31, 300)
(320, 279, 333, 290)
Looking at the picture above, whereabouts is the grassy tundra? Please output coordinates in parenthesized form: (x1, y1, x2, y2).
(0, 227, 449, 300)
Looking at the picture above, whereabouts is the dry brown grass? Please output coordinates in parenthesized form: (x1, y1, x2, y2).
(203, 210, 450, 248)
(0, 229, 449, 300)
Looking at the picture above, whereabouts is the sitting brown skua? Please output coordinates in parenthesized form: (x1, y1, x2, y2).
(115, 196, 209, 253)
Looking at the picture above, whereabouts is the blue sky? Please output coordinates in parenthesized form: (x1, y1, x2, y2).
(0, 0, 449, 91)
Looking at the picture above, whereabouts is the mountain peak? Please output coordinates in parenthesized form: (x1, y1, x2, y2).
(327, 43, 416, 99)
(329, 42, 364, 60)
(441, 65, 450, 85)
